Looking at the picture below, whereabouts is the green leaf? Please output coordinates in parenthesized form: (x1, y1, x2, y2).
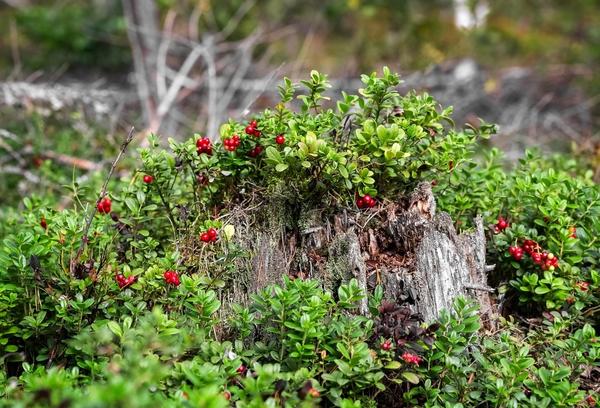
(275, 163, 289, 172)
(265, 146, 282, 163)
(385, 361, 402, 369)
(401, 372, 420, 384)
(107, 321, 123, 338)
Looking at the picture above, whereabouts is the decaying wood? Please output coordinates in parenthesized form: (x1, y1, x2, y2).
(216, 182, 495, 325)
(0, 81, 133, 121)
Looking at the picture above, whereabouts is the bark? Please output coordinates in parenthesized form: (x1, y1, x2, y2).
(219, 182, 496, 325)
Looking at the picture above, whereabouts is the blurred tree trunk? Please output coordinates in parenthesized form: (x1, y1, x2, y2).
(122, 0, 161, 132)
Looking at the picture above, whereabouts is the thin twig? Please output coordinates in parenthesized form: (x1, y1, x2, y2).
(200, 36, 219, 138)
(70, 127, 136, 274)
(156, 9, 177, 101)
(157, 43, 206, 118)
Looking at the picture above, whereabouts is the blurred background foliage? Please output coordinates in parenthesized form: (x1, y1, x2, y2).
(0, 0, 598, 78)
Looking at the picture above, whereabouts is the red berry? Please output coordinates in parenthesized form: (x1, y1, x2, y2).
(143, 175, 154, 184)
(163, 270, 180, 286)
(236, 365, 247, 375)
(102, 198, 112, 213)
(97, 197, 112, 214)
(497, 218, 508, 230)
(509, 246, 522, 261)
(253, 129, 262, 137)
(356, 198, 365, 209)
(196, 137, 212, 155)
(40, 217, 47, 229)
(308, 388, 320, 398)
(577, 281, 590, 292)
(208, 227, 218, 241)
(116, 274, 137, 289)
(249, 120, 257, 128)
(381, 340, 392, 351)
(401, 352, 422, 366)
(569, 226, 577, 239)
(201, 232, 211, 243)
(116, 274, 136, 289)
(275, 135, 285, 145)
(248, 146, 263, 157)
(586, 395, 596, 407)
(245, 125, 255, 135)
(223, 391, 231, 401)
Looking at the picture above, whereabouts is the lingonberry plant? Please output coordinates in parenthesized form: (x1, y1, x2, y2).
(140, 67, 494, 216)
(437, 149, 600, 312)
(1, 69, 598, 406)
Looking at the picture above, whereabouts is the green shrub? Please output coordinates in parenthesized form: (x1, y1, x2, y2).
(437, 149, 600, 312)
(1, 69, 599, 406)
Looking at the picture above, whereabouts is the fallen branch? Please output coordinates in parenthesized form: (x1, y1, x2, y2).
(42, 151, 103, 171)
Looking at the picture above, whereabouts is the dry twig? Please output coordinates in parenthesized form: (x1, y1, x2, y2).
(69, 127, 136, 274)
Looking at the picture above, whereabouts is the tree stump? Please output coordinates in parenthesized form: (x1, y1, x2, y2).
(224, 182, 495, 325)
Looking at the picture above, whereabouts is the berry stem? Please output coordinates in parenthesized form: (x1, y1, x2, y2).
(70, 127, 135, 275)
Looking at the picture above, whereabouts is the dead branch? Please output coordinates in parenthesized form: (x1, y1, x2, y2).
(70, 127, 136, 275)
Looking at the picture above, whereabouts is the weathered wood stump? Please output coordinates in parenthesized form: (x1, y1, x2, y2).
(223, 182, 495, 325)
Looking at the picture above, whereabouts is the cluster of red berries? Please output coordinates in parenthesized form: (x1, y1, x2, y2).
(493, 216, 509, 233)
(97, 197, 112, 214)
(163, 270, 181, 286)
(115, 274, 137, 289)
(143, 174, 154, 184)
(275, 134, 285, 145)
(200, 227, 218, 243)
(380, 339, 392, 351)
(401, 352, 422, 366)
(508, 245, 524, 261)
(356, 194, 376, 209)
(223, 135, 241, 152)
(248, 145, 263, 157)
(244, 120, 261, 137)
(196, 136, 213, 155)
(509, 239, 560, 270)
